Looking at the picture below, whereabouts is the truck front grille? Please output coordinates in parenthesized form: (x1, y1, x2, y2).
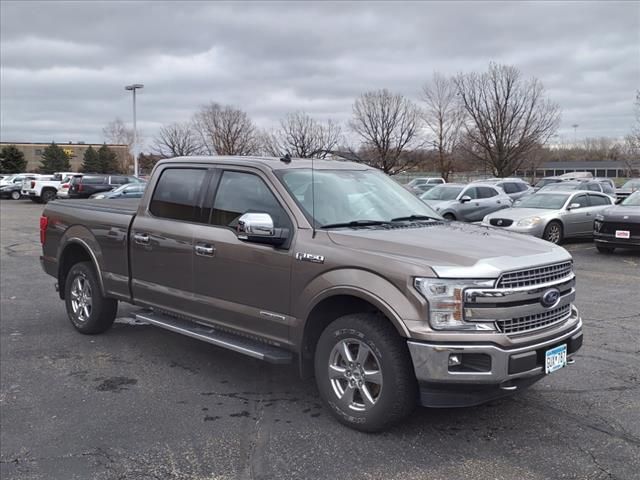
(497, 304, 572, 334)
(497, 261, 573, 288)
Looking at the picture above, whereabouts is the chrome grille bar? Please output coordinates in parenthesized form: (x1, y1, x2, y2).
(496, 304, 572, 334)
(497, 261, 573, 289)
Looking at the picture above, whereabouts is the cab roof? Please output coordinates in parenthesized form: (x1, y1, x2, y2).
(157, 156, 371, 171)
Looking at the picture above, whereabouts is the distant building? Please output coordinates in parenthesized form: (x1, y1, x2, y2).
(0, 142, 131, 173)
(516, 160, 639, 179)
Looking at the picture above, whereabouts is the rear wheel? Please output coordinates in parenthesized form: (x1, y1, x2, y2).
(543, 221, 563, 244)
(41, 189, 56, 203)
(10, 190, 20, 200)
(596, 245, 614, 254)
(64, 261, 117, 334)
(314, 313, 417, 432)
(443, 213, 456, 221)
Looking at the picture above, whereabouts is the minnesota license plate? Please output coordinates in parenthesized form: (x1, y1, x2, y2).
(545, 344, 567, 374)
(615, 230, 630, 239)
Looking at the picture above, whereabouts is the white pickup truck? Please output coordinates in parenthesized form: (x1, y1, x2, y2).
(22, 172, 78, 203)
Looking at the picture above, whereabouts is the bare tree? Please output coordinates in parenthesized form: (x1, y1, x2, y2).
(103, 118, 136, 148)
(152, 122, 203, 158)
(193, 102, 259, 156)
(421, 73, 465, 181)
(264, 112, 342, 158)
(349, 89, 421, 175)
(455, 63, 561, 177)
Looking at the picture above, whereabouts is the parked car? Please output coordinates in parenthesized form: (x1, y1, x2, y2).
(0, 173, 40, 188)
(558, 171, 593, 180)
(593, 191, 640, 253)
(68, 174, 142, 199)
(482, 190, 614, 244)
(615, 179, 640, 201)
(0, 174, 39, 200)
(21, 172, 76, 203)
(404, 177, 446, 194)
(56, 173, 84, 199)
(40, 155, 583, 432)
(90, 182, 146, 199)
(472, 178, 533, 201)
(419, 183, 512, 221)
(537, 180, 616, 199)
(533, 176, 567, 191)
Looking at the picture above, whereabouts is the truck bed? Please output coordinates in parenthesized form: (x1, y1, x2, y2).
(50, 198, 140, 216)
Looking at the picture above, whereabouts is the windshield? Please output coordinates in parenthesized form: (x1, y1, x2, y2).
(406, 179, 426, 187)
(539, 183, 582, 191)
(420, 185, 463, 201)
(516, 193, 570, 209)
(621, 180, 640, 190)
(621, 191, 640, 206)
(276, 169, 441, 227)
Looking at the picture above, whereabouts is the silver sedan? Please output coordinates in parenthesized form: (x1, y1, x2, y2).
(482, 190, 615, 244)
(419, 183, 512, 222)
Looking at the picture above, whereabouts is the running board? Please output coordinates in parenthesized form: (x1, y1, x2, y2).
(133, 310, 293, 364)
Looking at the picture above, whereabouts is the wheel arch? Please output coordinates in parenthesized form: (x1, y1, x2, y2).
(57, 238, 105, 300)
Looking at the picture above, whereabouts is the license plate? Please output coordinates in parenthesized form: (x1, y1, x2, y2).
(615, 230, 630, 239)
(545, 344, 567, 374)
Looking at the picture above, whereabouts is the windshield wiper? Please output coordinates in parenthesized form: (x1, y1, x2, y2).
(390, 215, 438, 222)
(320, 220, 390, 229)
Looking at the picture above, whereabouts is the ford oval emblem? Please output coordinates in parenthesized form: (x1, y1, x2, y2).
(541, 288, 561, 308)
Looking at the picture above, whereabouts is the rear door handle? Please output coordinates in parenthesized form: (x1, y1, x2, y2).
(195, 243, 215, 257)
(134, 233, 149, 245)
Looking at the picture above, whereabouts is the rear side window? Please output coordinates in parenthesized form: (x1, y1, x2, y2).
(81, 176, 106, 185)
(501, 183, 518, 194)
(110, 176, 128, 185)
(210, 171, 290, 229)
(588, 194, 610, 206)
(586, 183, 600, 192)
(601, 184, 614, 194)
(477, 186, 499, 198)
(149, 168, 206, 222)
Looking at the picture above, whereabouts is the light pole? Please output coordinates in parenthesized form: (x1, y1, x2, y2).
(571, 124, 579, 146)
(125, 84, 144, 177)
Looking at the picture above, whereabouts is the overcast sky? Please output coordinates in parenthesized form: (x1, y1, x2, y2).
(1, 1, 638, 149)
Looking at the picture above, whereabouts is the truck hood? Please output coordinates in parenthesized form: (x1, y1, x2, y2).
(327, 221, 571, 279)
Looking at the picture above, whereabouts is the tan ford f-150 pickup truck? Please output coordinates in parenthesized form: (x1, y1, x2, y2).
(40, 156, 583, 431)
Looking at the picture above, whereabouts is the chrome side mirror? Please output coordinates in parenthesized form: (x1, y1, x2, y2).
(459, 195, 472, 203)
(568, 203, 581, 210)
(237, 212, 288, 246)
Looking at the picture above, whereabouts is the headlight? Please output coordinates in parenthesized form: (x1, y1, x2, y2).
(516, 216, 542, 227)
(414, 278, 496, 331)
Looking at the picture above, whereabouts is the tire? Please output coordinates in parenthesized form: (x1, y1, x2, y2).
(543, 221, 563, 244)
(314, 313, 417, 432)
(443, 213, 456, 221)
(30, 197, 41, 203)
(596, 245, 614, 254)
(10, 190, 20, 200)
(64, 261, 117, 334)
(41, 189, 56, 203)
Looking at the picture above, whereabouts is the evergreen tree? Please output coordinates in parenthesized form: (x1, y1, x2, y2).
(98, 144, 121, 173)
(0, 145, 27, 173)
(40, 142, 71, 173)
(81, 146, 101, 172)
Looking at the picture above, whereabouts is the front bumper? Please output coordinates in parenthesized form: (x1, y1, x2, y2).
(481, 222, 546, 238)
(407, 309, 583, 407)
(594, 232, 640, 249)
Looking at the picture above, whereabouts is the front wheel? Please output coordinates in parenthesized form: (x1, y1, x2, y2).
(543, 221, 563, 244)
(41, 189, 56, 203)
(64, 262, 118, 334)
(314, 313, 417, 432)
(443, 213, 456, 221)
(10, 190, 20, 200)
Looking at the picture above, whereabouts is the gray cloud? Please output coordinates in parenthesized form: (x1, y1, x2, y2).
(1, 0, 638, 147)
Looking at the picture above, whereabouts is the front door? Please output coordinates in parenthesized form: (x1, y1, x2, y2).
(563, 193, 591, 236)
(190, 168, 294, 345)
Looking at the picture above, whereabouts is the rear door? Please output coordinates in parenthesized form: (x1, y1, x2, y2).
(476, 186, 504, 219)
(189, 167, 294, 343)
(130, 166, 209, 313)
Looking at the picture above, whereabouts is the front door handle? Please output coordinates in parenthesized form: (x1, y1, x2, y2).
(134, 233, 149, 245)
(195, 243, 215, 257)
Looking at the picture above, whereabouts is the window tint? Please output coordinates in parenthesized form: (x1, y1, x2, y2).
(517, 183, 530, 192)
(501, 182, 519, 194)
(477, 186, 498, 198)
(210, 171, 289, 229)
(430, 179, 445, 184)
(586, 183, 600, 192)
(572, 194, 589, 208)
(588, 194, 610, 206)
(149, 168, 205, 222)
(601, 184, 614, 194)
(81, 176, 106, 185)
(110, 176, 129, 185)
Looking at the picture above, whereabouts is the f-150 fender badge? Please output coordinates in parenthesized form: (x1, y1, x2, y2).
(296, 252, 325, 264)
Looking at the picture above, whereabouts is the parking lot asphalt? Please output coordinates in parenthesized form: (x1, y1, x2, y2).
(1, 199, 639, 480)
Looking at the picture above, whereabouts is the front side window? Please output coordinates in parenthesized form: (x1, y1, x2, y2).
(210, 171, 290, 229)
(149, 168, 206, 222)
(420, 185, 463, 201)
(462, 187, 479, 199)
(477, 186, 498, 198)
(572, 194, 589, 208)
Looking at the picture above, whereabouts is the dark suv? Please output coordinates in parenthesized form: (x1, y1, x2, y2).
(68, 174, 141, 199)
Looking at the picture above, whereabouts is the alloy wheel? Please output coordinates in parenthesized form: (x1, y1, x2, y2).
(70, 274, 92, 322)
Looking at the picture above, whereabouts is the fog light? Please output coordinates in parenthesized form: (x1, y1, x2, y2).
(448, 354, 462, 367)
